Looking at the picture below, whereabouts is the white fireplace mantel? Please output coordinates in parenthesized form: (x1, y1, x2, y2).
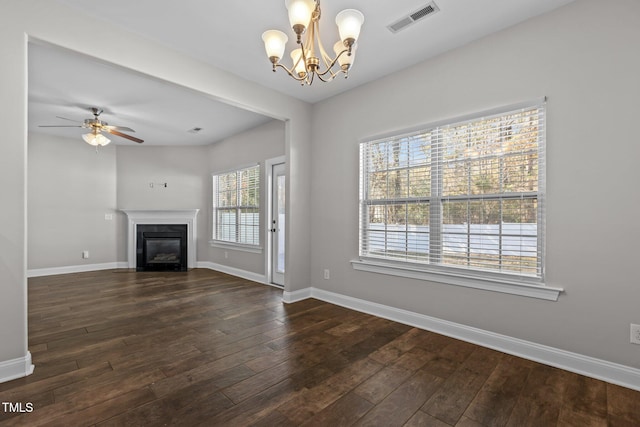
(122, 209, 199, 269)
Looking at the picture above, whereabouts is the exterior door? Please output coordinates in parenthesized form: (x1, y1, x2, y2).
(271, 163, 286, 286)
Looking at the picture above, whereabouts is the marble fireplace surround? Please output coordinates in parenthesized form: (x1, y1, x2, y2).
(122, 209, 199, 270)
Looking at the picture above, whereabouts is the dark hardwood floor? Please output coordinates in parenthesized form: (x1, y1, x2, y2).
(0, 269, 638, 426)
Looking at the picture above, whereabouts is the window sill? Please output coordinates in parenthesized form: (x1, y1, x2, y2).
(209, 240, 263, 254)
(350, 259, 563, 301)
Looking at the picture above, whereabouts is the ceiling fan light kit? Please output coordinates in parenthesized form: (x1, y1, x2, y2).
(262, 0, 364, 85)
(82, 131, 111, 146)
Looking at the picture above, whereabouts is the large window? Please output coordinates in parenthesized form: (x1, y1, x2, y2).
(359, 101, 545, 281)
(212, 164, 260, 246)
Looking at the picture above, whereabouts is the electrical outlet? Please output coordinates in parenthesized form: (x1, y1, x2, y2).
(224, 251, 228, 259)
(82, 250, 90, 259)
(631, 324, 640, 345)
(323, 269, 330, 280)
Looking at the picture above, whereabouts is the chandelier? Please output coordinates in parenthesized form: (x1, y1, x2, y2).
(262, 0, 364, 85)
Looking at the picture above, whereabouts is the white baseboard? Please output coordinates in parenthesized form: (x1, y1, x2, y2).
(283, 288, 313, 303)
(27, 262, 128, 278)
(197, 261, 267, 285)
(26, 261, 268, 287)
(0, 352, 34, 384)
(285, 287, 640, 392)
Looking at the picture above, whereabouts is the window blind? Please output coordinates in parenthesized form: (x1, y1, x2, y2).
(213, 164, 260, 245)
(359, 101, 545, 279)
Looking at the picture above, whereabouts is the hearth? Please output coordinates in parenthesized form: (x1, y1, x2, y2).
(136, 224, 187, 272)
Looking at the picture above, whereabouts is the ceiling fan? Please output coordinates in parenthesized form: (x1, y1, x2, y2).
(39, 107, 144, 146)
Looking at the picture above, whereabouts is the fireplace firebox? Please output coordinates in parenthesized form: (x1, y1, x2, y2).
(136, 224, 187, 272)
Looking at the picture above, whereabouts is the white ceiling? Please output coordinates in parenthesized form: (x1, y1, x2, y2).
(28, 43, 273, 146)
(29, 0, 575, 146)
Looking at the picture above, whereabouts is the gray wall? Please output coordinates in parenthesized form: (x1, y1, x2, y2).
(207, 120, 285, 274)
(28, 133, 118, 269)
(115, 145, 210, 261)
(310, 0, 640, 369)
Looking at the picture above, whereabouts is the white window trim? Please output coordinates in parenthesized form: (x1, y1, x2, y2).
(351, 258, 562, 301)
(354, 97, 562, 300)
(211, 163, 261, 247)
(209, 239, 263, 254)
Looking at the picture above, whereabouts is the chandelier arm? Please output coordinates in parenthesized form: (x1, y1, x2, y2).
(311, 3, 344, 75)
(318, 67, 338, 80)
(315, 64, 339, 77)
(292, 47, 305, 72)
(315, 72, 336, 83)
(304, 13, 317, 59)
(294, 24, 315, 74)
(317, 66, 349, 82)
(274, 63, 309, 82)
(300, 38, 311, 67)
(313, 22, 333, 69)
(315, 48, 349, 77)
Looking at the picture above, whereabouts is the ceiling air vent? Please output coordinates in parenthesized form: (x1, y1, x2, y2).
(387, 1, 440, 34)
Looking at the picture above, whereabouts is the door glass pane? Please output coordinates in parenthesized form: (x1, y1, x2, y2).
(277, 174, 286, 274)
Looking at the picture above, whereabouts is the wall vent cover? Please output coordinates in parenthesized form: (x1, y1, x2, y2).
(387, 1, 440, 33)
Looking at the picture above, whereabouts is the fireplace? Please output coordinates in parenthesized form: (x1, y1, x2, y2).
(136, 224, 187, 272)
(122, 209, 199, 271)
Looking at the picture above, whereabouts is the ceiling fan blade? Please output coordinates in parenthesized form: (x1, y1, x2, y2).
(106, 128, 144, 143)
(103, 125, 135, 132)
(55, 116, 82, 123)
(38, 125, 83, 128)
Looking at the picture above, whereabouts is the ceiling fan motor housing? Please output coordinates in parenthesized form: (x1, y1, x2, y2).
(84, 118, 107, 129)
